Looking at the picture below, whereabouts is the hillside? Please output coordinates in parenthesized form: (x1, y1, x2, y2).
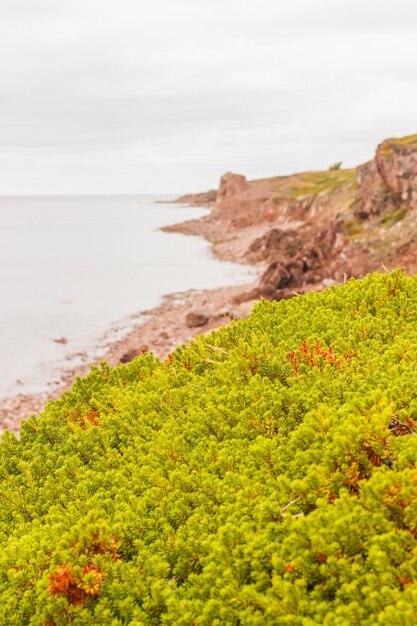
(2, 272, 417, 623)
(166, 134, 417, 303)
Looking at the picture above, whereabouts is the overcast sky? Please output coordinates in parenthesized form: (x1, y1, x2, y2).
(0, 0, 416, 194)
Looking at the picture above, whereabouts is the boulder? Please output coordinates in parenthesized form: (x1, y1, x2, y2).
(119, 345, 148, 364)
(119, 349, 138, 364)
(185, 312, 209, 328)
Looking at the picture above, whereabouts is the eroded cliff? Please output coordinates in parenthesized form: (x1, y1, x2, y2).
(170, 133, 417, 302)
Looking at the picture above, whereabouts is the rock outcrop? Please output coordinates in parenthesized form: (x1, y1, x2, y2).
(356, 134, 417, 219)
(185, 312, 209, 328)
(241, 221, 347, 301)
(216, 172, 249, 204)
(246, 227, 305, 264)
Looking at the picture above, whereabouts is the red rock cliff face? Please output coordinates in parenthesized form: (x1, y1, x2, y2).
(214, 172, 288, 225)
(216, 172, 249, 203)
(356, 135, 417, 218)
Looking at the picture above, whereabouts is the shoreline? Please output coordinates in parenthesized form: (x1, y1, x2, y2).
(0, 220, 259, 432)
(0, 158, 374, 433)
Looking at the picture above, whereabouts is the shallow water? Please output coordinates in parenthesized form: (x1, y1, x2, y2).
(0, 195, 252, 395)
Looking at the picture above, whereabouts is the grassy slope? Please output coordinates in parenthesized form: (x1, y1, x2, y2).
(252, 168, 357, 200)
(2, 273, 417, 624)
(251, 167, 359, 229)
(379, 134, 417, 158)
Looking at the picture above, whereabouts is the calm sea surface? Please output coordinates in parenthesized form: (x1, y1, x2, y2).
(0, 195, 253, 396)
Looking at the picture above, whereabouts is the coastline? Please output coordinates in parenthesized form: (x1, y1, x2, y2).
(0, 209, 259, 433)
(6, 136, 406, 432)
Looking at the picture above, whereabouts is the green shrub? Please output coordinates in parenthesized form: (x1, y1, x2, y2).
(2, 272, 417, 624)
(329, 161, 342, 171)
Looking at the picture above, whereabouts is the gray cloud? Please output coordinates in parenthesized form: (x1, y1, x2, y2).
(0, 0, 416, 193)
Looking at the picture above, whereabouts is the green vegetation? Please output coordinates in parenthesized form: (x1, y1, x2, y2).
(329, 161, 342, 171)
(381, 207, 407, 228)
(4, 273, 417, 624)
(380, 134, 417, 158)
(287, 168, 356, 199)
(251, 168, 356, 206)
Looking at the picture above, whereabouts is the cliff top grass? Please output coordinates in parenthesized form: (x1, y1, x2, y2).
(379, 134, 417, 158)
(3, 272, 417, 624)
(251, 168, 356, 202)
(286, 168, 356, 199)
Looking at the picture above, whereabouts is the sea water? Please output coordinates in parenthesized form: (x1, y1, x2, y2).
(0, 195, 253, 396)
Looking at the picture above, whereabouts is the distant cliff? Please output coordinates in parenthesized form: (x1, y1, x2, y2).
(175, 188, 217, 206)
(171, 133, 417, 302)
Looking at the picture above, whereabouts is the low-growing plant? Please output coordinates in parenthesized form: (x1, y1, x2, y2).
(2, 272, 417, 624)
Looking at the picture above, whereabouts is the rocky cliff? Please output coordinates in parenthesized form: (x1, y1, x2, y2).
(170, 133, 417, 303)
(356, 134, 417, 219)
